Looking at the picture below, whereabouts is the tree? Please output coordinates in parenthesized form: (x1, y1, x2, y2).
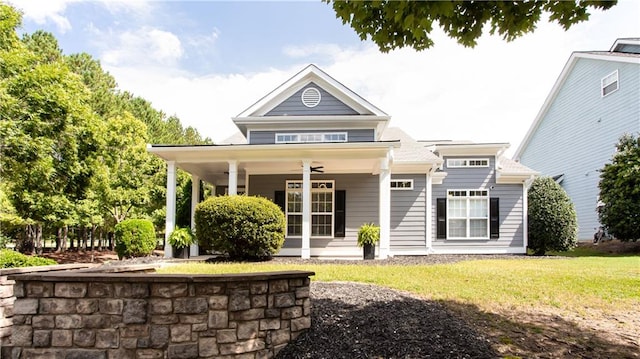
(527, 177, 578, 255)
(326, 1, 617, 52)
(598, 134, 640, 242)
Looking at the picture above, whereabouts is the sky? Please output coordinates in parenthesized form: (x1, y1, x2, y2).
(8, 0, 640, 156)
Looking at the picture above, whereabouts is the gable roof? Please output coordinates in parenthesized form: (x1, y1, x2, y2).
(232, 65, 391, 138)
(514, 39, 640, 159)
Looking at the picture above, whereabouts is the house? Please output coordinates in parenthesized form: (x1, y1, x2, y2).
(514, 38, 640, 240)
(149, 65, 537, 258)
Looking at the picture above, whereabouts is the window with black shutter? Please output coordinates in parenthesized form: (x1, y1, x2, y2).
(334, 190, 346, 237)
(436, 198, 447, 239)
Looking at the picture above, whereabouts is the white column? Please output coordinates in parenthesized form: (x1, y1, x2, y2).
(378, 157, 391, 259)
(301, 160, 311, 259)
(522, 176, 535, 252)
(164, 161, 177, 258)
(228, 160, 238, 195)
(190, 174, 200, 257)
(425, 169, 433, 253)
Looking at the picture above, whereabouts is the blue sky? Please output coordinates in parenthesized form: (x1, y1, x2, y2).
(8, 0, 640, 154)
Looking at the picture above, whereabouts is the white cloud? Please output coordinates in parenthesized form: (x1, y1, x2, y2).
(9, 0, 74, 33)
(101, 27, 184, 67)
(283, 43, 344, 59)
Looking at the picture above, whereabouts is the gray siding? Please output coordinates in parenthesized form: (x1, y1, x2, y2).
(390, 174, 426, 251)
(248, 129, 375, 144)
(616, 44, 640, 54)
(265, 82, 359, 116)
(431, 156, 524, 249)
(519, 59, 640, 239)
(248, 174, 379, 249)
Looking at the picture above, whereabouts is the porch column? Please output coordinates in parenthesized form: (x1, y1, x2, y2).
(379, 156, 391, 259)
(425, 169, 434, 253)
(228, 160, 238, 195)
(164, 161, 177, 258)
(301, 160, 311, 259)
(190, 174, 200, 257)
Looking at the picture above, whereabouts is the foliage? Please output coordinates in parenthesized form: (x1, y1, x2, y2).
(326, 1, 617, 52)
(168, 226, 195, 249)
(114, 219, 157, 259)
(0, 249, 57, 268)
(357, 223, 380, 247)
(195, 196, 285, 260)
(527, 177, 578, 255)
(598, 134, 640, 242)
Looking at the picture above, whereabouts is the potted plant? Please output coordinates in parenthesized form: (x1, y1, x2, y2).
(168, 227, 195, 259)
(357, 223, 380, 260)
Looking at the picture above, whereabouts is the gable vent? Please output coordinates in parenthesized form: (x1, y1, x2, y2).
(301, 87, 321, 108)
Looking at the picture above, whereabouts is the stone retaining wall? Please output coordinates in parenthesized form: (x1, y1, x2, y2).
(3, 269, 314, 359)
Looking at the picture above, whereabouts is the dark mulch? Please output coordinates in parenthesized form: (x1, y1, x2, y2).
(276, 282, 496, 359)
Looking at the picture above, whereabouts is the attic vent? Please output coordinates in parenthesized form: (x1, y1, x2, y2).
(301, 87, 321, 108)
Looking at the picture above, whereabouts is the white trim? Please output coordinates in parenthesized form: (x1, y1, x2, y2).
(390, 179, 413, 190)
(431, 247, 526, 255)
(601, 69, 619, 97)
(378, 156, 391, 259)
(447, 158, 490, 168)
(425, 169, 434, 253)
(301, 161, 311, 259)
(164, 161, 177, 258)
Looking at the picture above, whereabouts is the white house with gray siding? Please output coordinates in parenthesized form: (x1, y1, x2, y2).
(514, 38, 640, 240)
(150, 65, 537, 258)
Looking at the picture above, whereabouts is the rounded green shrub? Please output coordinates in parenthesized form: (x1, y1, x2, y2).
(195, 195, 285, 260)
(528, 177, 578, 255)
(168, 226, 195, 249)
(0, 249, 57, 268)
(114, 219, 157, 259)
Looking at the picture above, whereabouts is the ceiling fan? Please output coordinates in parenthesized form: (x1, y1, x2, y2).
(310, 165, 324, 173)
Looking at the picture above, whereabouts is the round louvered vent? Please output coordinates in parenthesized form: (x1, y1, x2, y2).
(301, 87, 321, 108)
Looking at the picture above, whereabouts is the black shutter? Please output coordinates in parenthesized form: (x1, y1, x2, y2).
(274, 191, 285, 212)
(490, 198, 500, 239)
(334, 190, 346, 238)
(436, 198, 447, 239)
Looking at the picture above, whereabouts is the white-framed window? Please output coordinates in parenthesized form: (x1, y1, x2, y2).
(447, 189, 489, 239)
(390, 179, 413, 190)
(275, 132, 348, 144)
(447, 158, 490, 168)
(285, 180, 334, 237)
(601, 70, 619, 97)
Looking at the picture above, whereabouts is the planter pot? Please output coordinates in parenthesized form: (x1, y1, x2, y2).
(363, 243, 375, 260)
(173, 246, 189, 259)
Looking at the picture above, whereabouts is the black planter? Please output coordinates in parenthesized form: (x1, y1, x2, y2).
(363, 243, 375, 260)
(173, 246, 189, 259)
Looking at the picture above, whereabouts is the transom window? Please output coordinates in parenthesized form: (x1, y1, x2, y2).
(275, 132, 347, 143)
(285, 180, 334, 237)
(601, 70, 619, 97)
(391, 179, 413, 190)
(447, 190, 489, 239)
(447, 158, 489, 168)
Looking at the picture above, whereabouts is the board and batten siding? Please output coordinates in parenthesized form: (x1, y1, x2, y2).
(248, 174, 379, 250)
(518, 58, 640, 239)
(248, 129, 375, 145)
(431, 156, 525, 250)
(265, 82, 359, 116)
(390, 174, 426, 252)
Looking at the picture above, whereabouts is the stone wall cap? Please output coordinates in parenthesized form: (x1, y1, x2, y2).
(0, 263, 99, 276)
(9, 270, 315, 283)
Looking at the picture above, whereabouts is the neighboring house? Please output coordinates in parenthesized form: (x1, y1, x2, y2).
(514, 38, 640, 240)
(149, 65, 537, 258)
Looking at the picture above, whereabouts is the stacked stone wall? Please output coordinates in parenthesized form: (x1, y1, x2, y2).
(3, 270, 314, 359)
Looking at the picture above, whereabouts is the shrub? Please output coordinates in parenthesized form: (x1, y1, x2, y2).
(357, 223, 380, 247)
(168, 226, 195, 249)
(528, 176, 578, 255)
(195, 195, 285, 260)
(114, 219, 157, 259)
(0, 249, 57, 268)
(598, 134, 640, 242)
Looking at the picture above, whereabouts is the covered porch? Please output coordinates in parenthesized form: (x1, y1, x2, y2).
(148, 142, 400, 259)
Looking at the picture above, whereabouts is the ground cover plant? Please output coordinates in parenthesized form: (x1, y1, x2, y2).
(0, 249, 57, 268)
(159, 254, 639, 358)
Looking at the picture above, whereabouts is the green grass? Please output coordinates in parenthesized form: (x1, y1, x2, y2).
(158, 257, 640, 315)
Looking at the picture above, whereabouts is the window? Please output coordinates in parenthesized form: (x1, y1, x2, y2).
(275, 132, 347, 143)
(447, 158, 489, 168)
(447, 190, 489, 239)
(390, 179, 413, 190)
(285, 180, 334, 237)
(601, 70, 619, 97)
